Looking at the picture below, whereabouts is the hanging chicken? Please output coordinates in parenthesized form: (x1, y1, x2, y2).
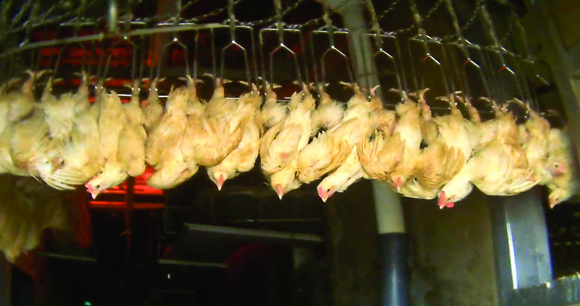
(261, 84, 315, 199)
(146, 78, 193, 189)
(181, 77, 245, 169)
(206, 83, 262, 190)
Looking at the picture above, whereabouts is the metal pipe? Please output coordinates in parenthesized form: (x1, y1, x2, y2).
(323, 0, 408, 305)
(107, 0, 119, 34)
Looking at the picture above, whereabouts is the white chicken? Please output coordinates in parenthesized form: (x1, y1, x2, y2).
(262, 84, 315, 198)
(117, 80, 147, 177)
(400, 93, 473, 202)
(508, 98, 552, 184)
(314, 85, 382, 202)
(85, 91, 128, 199)
(43, 73, 104, 188)
(388, 89, 423, 191)
(296, 84, 379, 185)
(181, 77, 245, 168)
(206, 84, 262, 190)
(438, 98, 537, 207)
(146, 78, 195, 189)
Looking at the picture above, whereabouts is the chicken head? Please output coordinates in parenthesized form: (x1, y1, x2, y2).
(317, 185, 336, 203)
(438, 168, 474, 209)
(208, 171, 227, 191)
(270, 165, 301, 200)
(85, 166, 128, 199)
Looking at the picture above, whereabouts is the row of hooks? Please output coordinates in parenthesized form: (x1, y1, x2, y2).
(0, 0, 550, 110)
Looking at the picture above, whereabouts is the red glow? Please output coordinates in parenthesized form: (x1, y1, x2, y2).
(101, 168, 163, 197)
(89, 201, 164, 209)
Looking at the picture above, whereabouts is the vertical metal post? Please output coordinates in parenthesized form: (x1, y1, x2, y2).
(323, 0, 408, 305)
(490, 189, 553, 305)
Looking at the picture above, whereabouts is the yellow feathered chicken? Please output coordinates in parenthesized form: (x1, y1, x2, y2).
(261, 84, 315, 198)
(207, 84, 262, 190)
(181, 77, 245, 168)
(146, 79, 193, 189)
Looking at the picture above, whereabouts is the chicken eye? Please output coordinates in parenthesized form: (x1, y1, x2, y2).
(96, 184, 101, 189)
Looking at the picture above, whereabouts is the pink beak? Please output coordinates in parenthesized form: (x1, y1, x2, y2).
(275, 184, 284, 200)
(318, 186, 327, 203)
(85, 183, 99, 200)
(216, 174, 225, 191)
(394, 177, 403, 191)
(437, 191, 447, 209)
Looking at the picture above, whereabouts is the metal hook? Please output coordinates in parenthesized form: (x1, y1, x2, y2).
(443, 0, 493, 103)
(156, 34, 190, 82)
(479, 0, 525, 103)
(258, 1, 303, 87)
(220, 0, 251, 84)
(193, 31, 200, 81)
(227, 0, 237, 42)
(311, 1, 355, 90)
(407, 0, 451, 100)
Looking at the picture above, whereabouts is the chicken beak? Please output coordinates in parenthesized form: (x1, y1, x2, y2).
(394, 177, 403, 191)
(437, 191, 447, 209)
(216, 174, 225, 191)
(275, 184, 284, 200)
(317, 186, 327, 203)
(90, 190, 100, 200)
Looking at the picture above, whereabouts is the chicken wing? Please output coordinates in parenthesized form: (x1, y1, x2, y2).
(357, 89, 404, 182)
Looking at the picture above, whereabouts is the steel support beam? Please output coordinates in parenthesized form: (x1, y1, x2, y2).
(491, 189, 553, 305)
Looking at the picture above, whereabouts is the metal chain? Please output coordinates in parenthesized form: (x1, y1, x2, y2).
(497, 11, 515, 45)
(238, 0, 308, 27)
(391, 0, 444, 35)
(283, 0, 352, 28)
(182, 0, 244, 23)
(11, 0, 33, 27)
(441, 2, 481, 40)
(377, 0, 402, 21)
